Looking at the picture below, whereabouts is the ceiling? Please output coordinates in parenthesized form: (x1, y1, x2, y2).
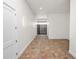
(26, 0, 70, 14)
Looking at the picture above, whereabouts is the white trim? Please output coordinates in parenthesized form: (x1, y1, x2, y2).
(3, 0, 16, 10)
(69, 50, 76, 58)
(17, 38, 34, 58)
(3, 2, 16, 15)
(3, 2, 15, 11)
(3, 40, 16, 49)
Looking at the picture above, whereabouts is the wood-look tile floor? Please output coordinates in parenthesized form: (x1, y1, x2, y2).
(19, 36, 75, 59)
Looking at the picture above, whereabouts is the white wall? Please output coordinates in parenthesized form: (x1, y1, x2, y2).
(48, 13, 70, 39)
(3, 0, 36, 58)
(69, 0, 76, 57)
(16, 0, 36, 57)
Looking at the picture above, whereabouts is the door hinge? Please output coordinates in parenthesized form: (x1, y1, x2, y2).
(16, 40, 18, 43)
(16, 53, 18, 55)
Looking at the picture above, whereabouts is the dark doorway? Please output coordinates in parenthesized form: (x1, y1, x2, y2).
(37, 24, 47, 35)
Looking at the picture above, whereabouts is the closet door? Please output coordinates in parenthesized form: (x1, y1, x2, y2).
(3, 0, 17, 59)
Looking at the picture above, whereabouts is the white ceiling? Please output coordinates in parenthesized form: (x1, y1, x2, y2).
(26, 0, 70, 14)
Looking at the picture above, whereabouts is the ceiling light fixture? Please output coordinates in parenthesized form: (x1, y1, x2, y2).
(40, 7, 43, 10)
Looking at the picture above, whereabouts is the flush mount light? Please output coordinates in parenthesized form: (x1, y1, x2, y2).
(40, 7, 43, 10)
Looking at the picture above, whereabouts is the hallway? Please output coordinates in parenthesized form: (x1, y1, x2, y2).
(3, 0, 76, 59)
(19, 35, 74, 59)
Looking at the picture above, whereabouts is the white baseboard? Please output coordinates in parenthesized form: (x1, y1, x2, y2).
(69, 50, 76, 58)
(17, 38, 34, 58)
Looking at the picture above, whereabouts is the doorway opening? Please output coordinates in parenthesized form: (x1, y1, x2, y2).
(37, 24, 47, 35)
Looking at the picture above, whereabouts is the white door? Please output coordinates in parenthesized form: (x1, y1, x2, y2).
(3, 1, 17, 59)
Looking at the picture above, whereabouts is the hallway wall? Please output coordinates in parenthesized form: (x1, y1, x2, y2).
(48, 13, 70, 39)
(16, 0, 36, 57)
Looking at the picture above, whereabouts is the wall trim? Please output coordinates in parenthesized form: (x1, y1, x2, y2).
(4, 40, 16, 49)
(3, 2, 16, 11)
(17, 37, 35, 58)
(69, 50, 76, 58)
